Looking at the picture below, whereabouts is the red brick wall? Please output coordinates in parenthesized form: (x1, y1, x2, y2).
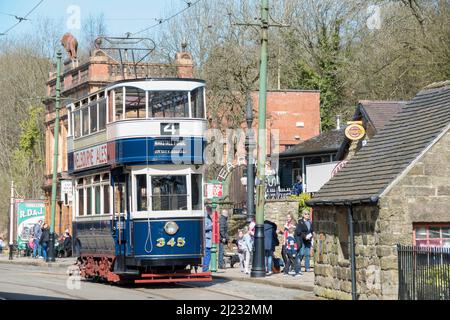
(251, 91, 321, 153)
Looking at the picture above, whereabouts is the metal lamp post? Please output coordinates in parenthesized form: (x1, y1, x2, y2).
(48, 48, 62, 262)
(246, 95, 255, 223)
(251, 0, 269, 278)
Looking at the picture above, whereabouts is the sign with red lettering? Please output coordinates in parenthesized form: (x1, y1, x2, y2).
(205, 183, 223, 199)
(74, 143, 108, 170)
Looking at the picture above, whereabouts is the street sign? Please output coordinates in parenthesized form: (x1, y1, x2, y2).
(60, 180, 73, 205)
(205, 183, 223, 199)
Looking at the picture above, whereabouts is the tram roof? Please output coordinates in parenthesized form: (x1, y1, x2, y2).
(106, 77, 205, 92)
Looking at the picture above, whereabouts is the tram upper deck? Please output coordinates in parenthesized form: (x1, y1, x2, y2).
(66, 78, 207, 174)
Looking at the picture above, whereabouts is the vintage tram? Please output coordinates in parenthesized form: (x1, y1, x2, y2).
(67, 78, 210, 283)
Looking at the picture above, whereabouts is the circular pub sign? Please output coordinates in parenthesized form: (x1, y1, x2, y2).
(345, 123, 366, 140)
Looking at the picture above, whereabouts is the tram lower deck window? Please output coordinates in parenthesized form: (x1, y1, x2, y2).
(151, 175, 187, 211)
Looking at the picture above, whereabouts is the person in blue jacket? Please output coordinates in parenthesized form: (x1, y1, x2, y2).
(264, 220, 279, 275)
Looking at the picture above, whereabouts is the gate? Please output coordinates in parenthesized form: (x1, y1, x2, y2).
(397, 245, 450, 300)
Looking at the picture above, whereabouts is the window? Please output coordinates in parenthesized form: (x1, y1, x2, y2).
(86, 186, 92, 215)
(136, 174, 147, 211)
(75, 173, 111, 217)
(90, 103, 98, 133)
(125, 87, 146, 119)
(151, 175, 187, 211)
(191, 87, 204, 118)
(108, 91, 114, 123)
(191, 174, 202, 210)
(98, 99, 106, 130)
(149, 91, 189, 118)
(114, 88, 124, 121)
(414, 224, 450, 248)
(114, 183, 126, 214)
(82, 107, 89, 136)
(73, 110, 81, 138)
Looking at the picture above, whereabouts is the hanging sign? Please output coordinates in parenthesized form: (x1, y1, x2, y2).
(345, 121, 365, 140)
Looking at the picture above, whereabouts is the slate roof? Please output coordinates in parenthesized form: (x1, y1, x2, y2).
(309, 81, 450, 204)
(358, 100, 406, 133)
(279, 129, 345, 157)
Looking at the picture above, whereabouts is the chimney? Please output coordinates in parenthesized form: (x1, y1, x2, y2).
(336, 115, 341, 130)
(175, 42, 194, 78)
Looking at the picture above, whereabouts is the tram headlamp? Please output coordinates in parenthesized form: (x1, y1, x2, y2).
(164, 221, 179, 235)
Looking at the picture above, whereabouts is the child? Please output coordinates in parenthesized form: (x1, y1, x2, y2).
(283, 226, 298, 276)
(237, 227, 252, 274)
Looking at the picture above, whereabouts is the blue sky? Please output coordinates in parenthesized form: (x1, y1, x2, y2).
(0, 0, 186, 38)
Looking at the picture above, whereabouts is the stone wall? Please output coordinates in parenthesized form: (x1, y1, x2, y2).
(312, 130, 450, 300)
(378, 129, 450, 299)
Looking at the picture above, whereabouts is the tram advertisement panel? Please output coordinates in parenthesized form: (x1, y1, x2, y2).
(16, 201, 46, 250)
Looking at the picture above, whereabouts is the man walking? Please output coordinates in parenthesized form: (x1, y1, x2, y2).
(218, 209, 229, 269)
(203, 206, 213, 272)
(295, 210, 314, 275)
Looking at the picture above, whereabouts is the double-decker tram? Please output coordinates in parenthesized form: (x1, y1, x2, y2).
(67, 78, 211, 283)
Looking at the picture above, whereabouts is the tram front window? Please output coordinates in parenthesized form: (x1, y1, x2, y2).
(149, 91, 189, 118)
(151, 175, 187, 211)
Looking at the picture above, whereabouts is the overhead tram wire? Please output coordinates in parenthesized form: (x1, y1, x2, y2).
(131, 0, 203, 36)
(0, 0, 44, 36)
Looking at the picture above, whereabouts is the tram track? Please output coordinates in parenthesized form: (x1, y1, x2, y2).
(0, 280, 88, 300)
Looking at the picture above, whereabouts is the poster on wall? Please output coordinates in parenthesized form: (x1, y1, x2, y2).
(16, 201, 46, 250)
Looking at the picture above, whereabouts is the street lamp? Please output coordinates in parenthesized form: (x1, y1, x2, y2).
(245, 95, 255, 224)
(48, 48, 62, 262)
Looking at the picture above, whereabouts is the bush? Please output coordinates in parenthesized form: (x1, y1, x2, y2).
(289, 193, 311, 215)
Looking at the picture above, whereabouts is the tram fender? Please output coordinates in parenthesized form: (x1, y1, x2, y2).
(113, 255, 126, 273)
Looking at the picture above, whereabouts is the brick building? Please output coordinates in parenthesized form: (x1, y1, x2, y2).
(43, 46, 194, 235)
(306, 81, 450, 300)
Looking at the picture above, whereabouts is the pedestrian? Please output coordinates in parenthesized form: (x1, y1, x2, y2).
(203, 206, 213, 272)
(292, 177, 303, 196)
(264, 220, 279, 275)
(63, 229, 72, 257)
(280, 214, 296, 273)
(0, 236, 4, 254)
(33, 220, 43, 258)
(237, 227, 252, 274)
(295, 209, 314, 275)
(218, 209, 229, 269)
(283, 226, 298, 276)
(40, 223, 50, 261)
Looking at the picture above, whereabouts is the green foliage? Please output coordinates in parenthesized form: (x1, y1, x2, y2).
(16, 106, 45, 160)
(290, 193, 312, 214)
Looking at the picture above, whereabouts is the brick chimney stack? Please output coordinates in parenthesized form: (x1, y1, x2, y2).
(175, 42, 194, 78)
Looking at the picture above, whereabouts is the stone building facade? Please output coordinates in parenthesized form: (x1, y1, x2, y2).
(308, 82, 450, 300)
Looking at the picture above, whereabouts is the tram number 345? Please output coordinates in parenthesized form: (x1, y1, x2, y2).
(160, 123, 180, 135)
(156, 237, 186, 248)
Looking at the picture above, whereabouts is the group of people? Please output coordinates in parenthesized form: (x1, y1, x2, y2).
(203, 205, 314, 277)
(29, 220, 50, 260)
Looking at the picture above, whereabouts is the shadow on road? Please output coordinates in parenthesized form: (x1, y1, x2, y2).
(0, 292, 70, 300)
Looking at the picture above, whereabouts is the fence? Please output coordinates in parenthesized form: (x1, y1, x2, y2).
(397, 245, 450, 300)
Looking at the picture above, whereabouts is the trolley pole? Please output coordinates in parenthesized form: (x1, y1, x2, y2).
(48, 48, 62, 262)
(251, 0, 269, 278)
(8, 181, 14, 260)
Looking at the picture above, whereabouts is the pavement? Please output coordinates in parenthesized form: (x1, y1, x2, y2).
(0, 253, 314, 293)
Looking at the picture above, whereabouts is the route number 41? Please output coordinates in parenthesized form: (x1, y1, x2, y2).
(160, 123, 180, 135)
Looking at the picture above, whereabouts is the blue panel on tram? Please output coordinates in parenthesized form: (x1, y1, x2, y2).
(114, 137, 205, 165)
(132, 219, 203, 258)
